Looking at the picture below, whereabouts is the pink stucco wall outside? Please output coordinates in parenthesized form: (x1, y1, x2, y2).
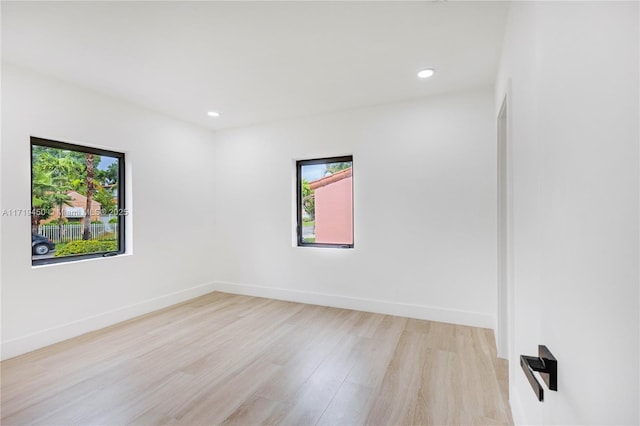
(314, 176, 353, 245)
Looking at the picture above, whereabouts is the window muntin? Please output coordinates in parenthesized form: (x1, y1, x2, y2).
(31, 137, 125, 265)
(296, 156, 353, 248)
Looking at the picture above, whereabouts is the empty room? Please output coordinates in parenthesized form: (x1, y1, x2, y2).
(1, 1, 638, 425)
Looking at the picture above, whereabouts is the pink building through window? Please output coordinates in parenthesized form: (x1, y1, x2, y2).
(309, 167, 353, 245)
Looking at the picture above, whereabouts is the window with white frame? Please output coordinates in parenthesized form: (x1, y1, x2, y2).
(31, 137, 125, 264)
(296, 156, 353, 248)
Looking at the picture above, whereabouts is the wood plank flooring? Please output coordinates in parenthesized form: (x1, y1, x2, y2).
(1, 292, 513, 425)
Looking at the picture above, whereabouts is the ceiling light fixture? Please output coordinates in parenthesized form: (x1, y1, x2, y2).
(207, 111, 220, 117)
(417, 68, 435, 79)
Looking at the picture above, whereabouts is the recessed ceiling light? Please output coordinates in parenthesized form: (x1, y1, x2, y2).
(207, 111, 220, 117)
(417, 69, 435, 79)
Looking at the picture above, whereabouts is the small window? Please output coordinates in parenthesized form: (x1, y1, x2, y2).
(31, 137, 125, 265)
(296, 156, 353, 248)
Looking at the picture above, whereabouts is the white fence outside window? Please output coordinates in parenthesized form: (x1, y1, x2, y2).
(37, 223, 117, 243)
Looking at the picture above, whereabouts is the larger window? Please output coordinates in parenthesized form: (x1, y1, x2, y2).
(31, 137, 125, 265)
(297, 156, 353, 248)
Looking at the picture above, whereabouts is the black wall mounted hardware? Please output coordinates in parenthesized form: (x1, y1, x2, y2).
(520, 345, 557, 401)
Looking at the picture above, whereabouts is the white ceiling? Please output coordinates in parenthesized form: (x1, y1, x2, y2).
(1, 1, 509, 131)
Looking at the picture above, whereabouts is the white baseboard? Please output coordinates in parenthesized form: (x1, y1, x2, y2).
(1, 281, 496, 361)
(0, 281, 216, 360)
(213, 280, 495, 329)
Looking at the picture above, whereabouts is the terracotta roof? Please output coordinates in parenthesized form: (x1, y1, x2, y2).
(309, 167, 352, 190)
(67, 191, 101, 206)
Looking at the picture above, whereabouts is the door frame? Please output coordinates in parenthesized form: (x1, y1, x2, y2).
(497, 91, 514, 363)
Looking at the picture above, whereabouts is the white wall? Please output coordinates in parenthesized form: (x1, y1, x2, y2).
(496, 2, 639, 424)
(0, 64, 217, 359)
(213, 88, 498, 329)
(1, 66, 498, 356)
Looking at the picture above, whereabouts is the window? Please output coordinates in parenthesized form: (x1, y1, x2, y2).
(296, 156, 353, 248)
(31, 137, 125, 265)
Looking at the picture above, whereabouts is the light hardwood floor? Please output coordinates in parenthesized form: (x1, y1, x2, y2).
(1, 292, 513, 425)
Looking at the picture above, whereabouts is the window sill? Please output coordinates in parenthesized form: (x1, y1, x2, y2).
(31, 252, 131, 269)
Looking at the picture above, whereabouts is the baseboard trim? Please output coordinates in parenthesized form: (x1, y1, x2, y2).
(0, 281, 216, 360)
(213, 280, 495, 329)
(1, 281, 496, 361)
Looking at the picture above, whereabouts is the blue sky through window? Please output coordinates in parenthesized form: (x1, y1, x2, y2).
(301, 163, 326, 182)
(97, 156, 117, 171)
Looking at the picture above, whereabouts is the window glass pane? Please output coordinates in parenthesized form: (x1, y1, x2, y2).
(299, 157, 353, 247)
(31, 140, 124, 264)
